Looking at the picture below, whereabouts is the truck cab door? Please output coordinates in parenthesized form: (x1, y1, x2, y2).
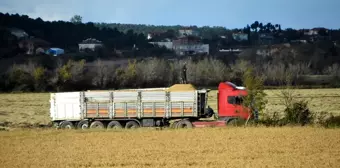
(227, 96, 250, 120)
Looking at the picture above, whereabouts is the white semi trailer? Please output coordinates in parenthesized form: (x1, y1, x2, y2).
(50, 84, 213, 129)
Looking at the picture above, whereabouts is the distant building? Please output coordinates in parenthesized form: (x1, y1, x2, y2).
(147, 31, 164, 40)
(304, 28, 328, 36)
(79, 38, 103, 52)
(149, 36, 209, 56)
(232, 33, 248, 41)
(173, 44, 209, 55)
(173, 36, 201, 45)
(149, 41, 173, 50)
(258, 33, 274, 45)
(178, 27, 199, 37)
(173, 36, 208, 55)
(303, 28, 330, 42)
(8, 28, 28, 39)
(149, 28, 208, 56)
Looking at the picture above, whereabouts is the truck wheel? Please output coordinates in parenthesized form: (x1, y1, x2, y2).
(176, 120, 193, 129)
(226, 118, 242, 126)
(225, 118, 235, 125)
(125, 121, 140, 129)
(90, 121, 105, 129)
(59, 121, 74, 129)
(107, 121, 123, 129)
(53, 122, 59, 129)
(77, 120, 89, 130)
(170, 121, 179, 129)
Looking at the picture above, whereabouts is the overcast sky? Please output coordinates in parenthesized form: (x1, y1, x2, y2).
(0, 0, 339, 29)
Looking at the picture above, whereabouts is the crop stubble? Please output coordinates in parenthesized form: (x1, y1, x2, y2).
(0, 88, 340, 167)
(0, 127, 340, 168)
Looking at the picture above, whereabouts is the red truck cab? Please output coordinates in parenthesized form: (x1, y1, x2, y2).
(192, 81, 251, 128)
(217, 82, 250, 121)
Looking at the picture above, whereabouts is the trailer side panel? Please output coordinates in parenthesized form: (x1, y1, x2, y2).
(169, 91, 197, 117)
(84, 92, 111, 118)
(141, 91, 166, 118)
(50, 92, 82, 121)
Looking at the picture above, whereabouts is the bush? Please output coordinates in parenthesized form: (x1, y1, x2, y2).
(6, 63, 35, 92)
(283, 100, 313, 126)
(259, 111, 282, 127)
(319, 114, 340, 128)
(324, 115, 340, 128)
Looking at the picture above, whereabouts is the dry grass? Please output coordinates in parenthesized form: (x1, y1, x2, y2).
(0, 93, 50, 126)
(0, 127, 339, 168)
(1, 88, 340, 126)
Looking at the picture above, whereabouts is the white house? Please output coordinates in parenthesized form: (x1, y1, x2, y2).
(232, 33, 248, 41)
(78, 38, 103, 52)
(8, 28, 28, 39)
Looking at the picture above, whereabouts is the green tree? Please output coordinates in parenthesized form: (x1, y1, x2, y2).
(33, 66, 47, 91)
(242, 67, 268, 126)
(70, 15, 82, 24)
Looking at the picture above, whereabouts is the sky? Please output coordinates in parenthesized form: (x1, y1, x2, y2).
(0, 0, 339, 29)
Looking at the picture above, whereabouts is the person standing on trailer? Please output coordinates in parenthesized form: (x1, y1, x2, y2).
(181, 63, 187, 84)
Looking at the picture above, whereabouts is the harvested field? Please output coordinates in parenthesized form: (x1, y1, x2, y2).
(0, 89, 340, 167)
(0, 93, 50, 126)
(0, 127, 339, 168)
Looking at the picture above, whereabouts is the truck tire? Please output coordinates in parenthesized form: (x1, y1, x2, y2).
(77, 120, 89, 130)
(59, 121, 74, 129)
(125, 121, 140, 129)
(107, 121, 123, 129)
(170, 121, 179, 129)
(226, 118, 243, 126)
(90, 121, 105, 129)
(176, 120, 193, 129)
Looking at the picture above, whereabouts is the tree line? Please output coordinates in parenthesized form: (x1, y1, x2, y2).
(0, 56, 339, 92)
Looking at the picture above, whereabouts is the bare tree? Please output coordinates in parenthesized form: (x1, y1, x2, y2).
(195, 58, 230, 86)
(263, 62, 286, 85)
(229, 60, 252, 84)
(323, 64, 340, 77)
(92, 59, 113, 89)
(286, 62, 311, 84)
(136, 58, 171, 86)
